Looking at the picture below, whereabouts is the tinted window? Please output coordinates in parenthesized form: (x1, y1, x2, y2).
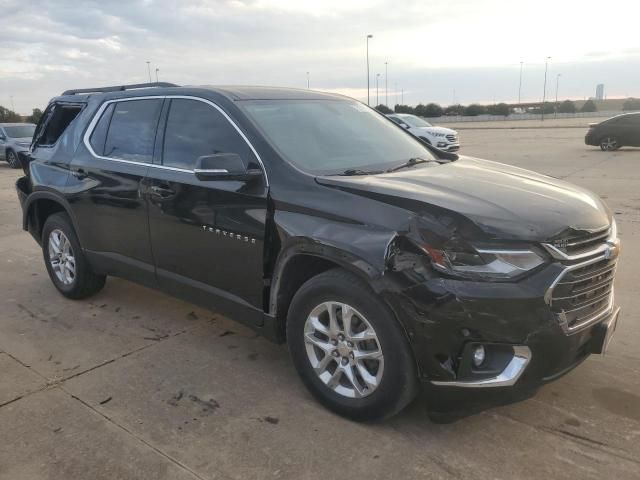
(89, 103, 114, 156)
(402, 115, 432, 128)
(4, 125, 36, 138)
(162, 99, 255, 170)
(241, 100, 437, 175)
(104, 99, 162, 162)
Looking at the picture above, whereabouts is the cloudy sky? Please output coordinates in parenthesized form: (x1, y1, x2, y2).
(2, 0, 639, 114)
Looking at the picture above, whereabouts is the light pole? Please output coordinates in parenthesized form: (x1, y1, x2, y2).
(554, 73, 561, 118)
(366, 34, 373, 105)
(541, 56, 551, 121)
(306, 71, 310, 89)
(384, 61, 388, 107)
(155, 68, 159, 83)
(401, 88, 404, 105)
(146, 61, 152, 83)
(376, 73, 380, 105)
(10, 96, 15, 112)
(518, 61, 523, 107)
(394, 82, 398, 107)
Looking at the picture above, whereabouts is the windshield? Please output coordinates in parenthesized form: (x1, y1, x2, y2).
(401, 115, 432, 128)
(4, 125, 36, 138)
(240, 100, 437, 175)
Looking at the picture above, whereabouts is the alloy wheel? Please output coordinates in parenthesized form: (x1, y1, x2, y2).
(601, 137, 618, 151)
(303, 301, 384, 398)
(48, 229, 76, 285)
(7, 151, 18, 168)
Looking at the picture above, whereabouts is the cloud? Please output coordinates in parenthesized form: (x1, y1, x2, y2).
(1, 0, 639, 113)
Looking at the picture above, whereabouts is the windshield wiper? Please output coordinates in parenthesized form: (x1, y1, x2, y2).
(335, 168, 384, 176)
(386, 157, 437, 173)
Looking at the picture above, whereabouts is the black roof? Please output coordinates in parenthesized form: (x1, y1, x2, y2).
(58, 82, 351, 103)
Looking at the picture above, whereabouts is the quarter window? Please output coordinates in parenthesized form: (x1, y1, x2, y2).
(103, 99, 162, 163)
(162, 99, 256, 170)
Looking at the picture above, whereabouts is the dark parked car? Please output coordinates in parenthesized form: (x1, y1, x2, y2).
(16, 83, 621, 421)
(585, 112, 640, 150)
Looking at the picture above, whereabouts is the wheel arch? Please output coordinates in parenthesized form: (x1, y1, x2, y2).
(268, 242, 383, 342)
(23, 191, 81, 245)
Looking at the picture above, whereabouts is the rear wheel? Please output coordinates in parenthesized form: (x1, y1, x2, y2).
(6, 150, 20, 168)
(42, 213, 106, 299)
(286, 269, 418, 421)
(600, 136, 621, 151)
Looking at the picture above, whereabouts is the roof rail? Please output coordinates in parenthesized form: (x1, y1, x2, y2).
(61, 82, 179, 96)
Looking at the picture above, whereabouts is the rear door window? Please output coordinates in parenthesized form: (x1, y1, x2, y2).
(162, 99, 256, 170)
(103, 99, 162, 163)
(89, 103, 115, 156)
(35, 103, 83, 147)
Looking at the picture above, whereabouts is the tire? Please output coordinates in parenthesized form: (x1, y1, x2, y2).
(42, 212, 106, 299)
(600, 136, 620, 151)
(286, 268, 418, 421)
(6, 149, 20, 169)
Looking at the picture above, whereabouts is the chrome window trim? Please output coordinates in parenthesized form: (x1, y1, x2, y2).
(193, 168, 229, 174)
(82, 95, 269, 185)
(431, 346, 531, 388)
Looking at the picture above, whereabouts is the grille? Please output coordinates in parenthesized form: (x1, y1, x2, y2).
(549, 256, 616, 331)
(551, 227, 610, 256)
(446, 134, 457, 142)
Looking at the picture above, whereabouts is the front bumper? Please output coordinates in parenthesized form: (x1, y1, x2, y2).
(436, 141, 460, 152)
(382, 250, 620, 417)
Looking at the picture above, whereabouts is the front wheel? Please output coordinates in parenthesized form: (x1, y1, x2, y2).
(286, 269, 418, 421)
(6, 150, 20, 168)
(42, 212, 106, 299)
(600, 136, 621, 151)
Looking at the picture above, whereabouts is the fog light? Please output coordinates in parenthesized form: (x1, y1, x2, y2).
(473, 345, 486, 367)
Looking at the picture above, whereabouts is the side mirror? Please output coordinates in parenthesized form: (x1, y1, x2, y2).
(0, 134, 6, 141)
(194, 153, 262, 181)
(402, 124, 410, 129)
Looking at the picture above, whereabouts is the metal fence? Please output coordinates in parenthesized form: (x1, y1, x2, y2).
(425, 110, 635, 124)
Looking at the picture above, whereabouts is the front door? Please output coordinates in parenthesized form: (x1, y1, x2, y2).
(67, 97, 164, 285)
(143, 98, 268, 323)
(0, 127, 7, 160)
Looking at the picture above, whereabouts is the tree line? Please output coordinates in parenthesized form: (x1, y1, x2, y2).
(0, 106, 43, 124)
(374, 99, 605, 117)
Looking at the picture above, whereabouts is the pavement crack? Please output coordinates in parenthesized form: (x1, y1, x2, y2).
(62, 386, 222, 480)
(491, 411, 640, 466)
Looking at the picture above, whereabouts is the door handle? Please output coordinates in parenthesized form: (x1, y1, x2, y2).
(71, 168, 88, 179)
(150, 185, 176, 197)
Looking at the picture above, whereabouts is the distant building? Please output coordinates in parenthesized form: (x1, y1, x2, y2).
(595, 84, 605, 101)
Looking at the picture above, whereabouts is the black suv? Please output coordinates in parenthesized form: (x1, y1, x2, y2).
(585, 112, 640, 150)
(16, 83, 621, 421)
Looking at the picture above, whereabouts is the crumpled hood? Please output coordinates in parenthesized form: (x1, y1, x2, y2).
(316, 156, 611, 242)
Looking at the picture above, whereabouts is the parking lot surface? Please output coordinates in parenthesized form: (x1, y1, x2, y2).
(1, 123, 639, 480)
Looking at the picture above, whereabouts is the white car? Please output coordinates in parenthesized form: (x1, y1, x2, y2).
(387, 114, 460, 152)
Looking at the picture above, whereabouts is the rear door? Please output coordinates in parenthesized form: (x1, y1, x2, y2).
(622, 114, 640, 146)
(143, 97, 268, 322)
(68, 97, 163, 285)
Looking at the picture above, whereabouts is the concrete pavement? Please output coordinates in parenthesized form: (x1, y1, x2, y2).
(1, 127, 639, 479)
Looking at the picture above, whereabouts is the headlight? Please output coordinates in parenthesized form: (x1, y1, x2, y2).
(420, 244, 546, 280)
